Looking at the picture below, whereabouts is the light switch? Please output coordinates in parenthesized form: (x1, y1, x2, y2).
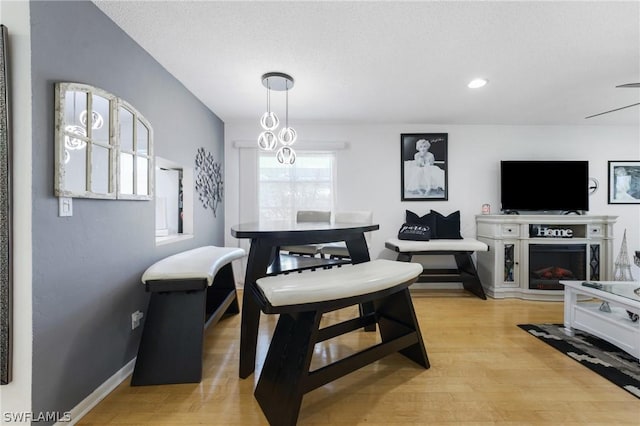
(59, 197, 73, 217)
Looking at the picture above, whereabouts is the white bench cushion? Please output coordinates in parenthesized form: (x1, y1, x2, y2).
(256, 259, 422, 307)
(141, 246, 246, 286)
(385, 237, 488, 253)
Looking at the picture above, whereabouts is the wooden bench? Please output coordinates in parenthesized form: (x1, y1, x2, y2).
(131, 246, 245, 386)
(385, 238, 489, 300)
(251, 259, 430, 425)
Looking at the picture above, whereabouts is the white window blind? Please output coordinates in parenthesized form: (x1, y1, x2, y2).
(258, 152, 336, 221)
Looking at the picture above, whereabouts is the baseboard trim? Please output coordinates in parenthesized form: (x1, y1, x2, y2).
(57, 358, 135, 426)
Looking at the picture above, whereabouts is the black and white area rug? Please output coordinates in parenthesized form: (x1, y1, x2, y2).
(518, 323, 640, 399)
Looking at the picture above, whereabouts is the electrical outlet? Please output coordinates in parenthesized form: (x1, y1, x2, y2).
(131, 311, 144, 330)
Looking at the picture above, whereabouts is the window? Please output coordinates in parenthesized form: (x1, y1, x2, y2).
(54, 82, 153, 200)
(258, 151, 336, 220)
(155, 168, 182, 237)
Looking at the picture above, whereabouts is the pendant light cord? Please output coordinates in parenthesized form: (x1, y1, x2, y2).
(285, 86, 289, 128)
(266, 78, 271, 113)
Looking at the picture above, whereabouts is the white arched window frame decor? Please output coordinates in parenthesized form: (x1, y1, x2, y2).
(54, 82, 153, 200)
(116, 99, 153, 200)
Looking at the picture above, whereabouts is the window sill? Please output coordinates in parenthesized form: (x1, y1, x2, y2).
(155, 233, 194, 246)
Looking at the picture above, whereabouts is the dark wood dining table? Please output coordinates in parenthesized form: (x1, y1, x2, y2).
(230, 220, 380, 378)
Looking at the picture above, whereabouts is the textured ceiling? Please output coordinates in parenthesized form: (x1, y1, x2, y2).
(93, 1, 640, 126)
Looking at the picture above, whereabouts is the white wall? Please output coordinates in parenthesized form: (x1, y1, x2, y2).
(225, 121, 640, 282)
(0, 1, 33, 423)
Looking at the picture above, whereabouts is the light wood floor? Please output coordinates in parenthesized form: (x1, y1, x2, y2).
(79, 290, 640, 425)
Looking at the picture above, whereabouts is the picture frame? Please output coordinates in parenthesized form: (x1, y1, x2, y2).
(608, 160, 640, 204)
(0, 24, 12, 385)
(401, 133, 448, 201)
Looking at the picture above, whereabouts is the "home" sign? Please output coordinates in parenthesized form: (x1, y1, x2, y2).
(529, 224, 574, 238)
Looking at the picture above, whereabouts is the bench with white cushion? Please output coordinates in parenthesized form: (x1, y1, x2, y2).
(250, 259, 430, 426)
(385, 237, 489, 299)
(131, 246, 245, 386)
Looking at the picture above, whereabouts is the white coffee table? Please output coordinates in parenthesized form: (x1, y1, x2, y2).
(561, 280, 640, 360)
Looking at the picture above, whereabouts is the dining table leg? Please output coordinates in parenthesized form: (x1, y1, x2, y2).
(239, 239, 273, 379)
(345, 234, 371, 264)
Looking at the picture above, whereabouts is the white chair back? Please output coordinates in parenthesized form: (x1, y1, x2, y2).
(334, 210, 373, 224)
(334, 211, 373, 245)
(297, 210, 331, 223)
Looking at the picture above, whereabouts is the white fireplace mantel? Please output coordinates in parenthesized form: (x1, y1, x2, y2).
(475, 214, 617, 301)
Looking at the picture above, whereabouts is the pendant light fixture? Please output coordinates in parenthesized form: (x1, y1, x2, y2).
(257, 72, 297, 164)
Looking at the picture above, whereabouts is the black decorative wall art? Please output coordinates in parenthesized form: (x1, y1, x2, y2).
(195, 147, 223, 217)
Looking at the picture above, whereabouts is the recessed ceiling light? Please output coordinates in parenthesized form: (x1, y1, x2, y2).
(468, 78, 488, 89)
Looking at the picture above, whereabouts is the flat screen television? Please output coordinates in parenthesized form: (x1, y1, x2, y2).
(500, 161, 589, 213)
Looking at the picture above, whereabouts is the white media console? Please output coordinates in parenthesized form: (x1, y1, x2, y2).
(476, 215, 617, 301)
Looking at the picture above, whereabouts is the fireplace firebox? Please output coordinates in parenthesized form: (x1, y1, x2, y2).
(529, 244, 587, 290)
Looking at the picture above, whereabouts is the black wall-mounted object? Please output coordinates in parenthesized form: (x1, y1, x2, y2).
(500, 160, 589, 213)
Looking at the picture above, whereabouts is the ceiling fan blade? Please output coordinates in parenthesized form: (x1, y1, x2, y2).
(616, 83, 640, 88)
(585, 102, 640, 119)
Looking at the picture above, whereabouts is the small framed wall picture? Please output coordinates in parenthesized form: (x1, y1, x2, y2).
(401, 133, 448, 201)
(608, 160, 640, 204)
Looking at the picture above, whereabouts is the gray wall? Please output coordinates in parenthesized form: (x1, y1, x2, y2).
(30, 1, 225, 420)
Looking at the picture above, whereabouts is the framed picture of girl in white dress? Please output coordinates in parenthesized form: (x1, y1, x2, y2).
(401, 133, 448, 201)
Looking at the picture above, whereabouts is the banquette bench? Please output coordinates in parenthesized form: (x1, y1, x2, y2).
(385, 237, 489, 299)
(251, 259, 430, 425)
(131, 245, 245, 386)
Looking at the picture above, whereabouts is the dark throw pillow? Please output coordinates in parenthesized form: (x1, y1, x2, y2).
(398, 223, 431, 241)
(430, 210, 462, 239)
(405, 210, 437, 234)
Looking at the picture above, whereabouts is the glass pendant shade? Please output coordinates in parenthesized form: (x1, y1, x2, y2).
(258, 131, 278, 151)
(260, 111, 279, 131)
(276, 146, 296, 164)
(278, 127, 297, 146)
